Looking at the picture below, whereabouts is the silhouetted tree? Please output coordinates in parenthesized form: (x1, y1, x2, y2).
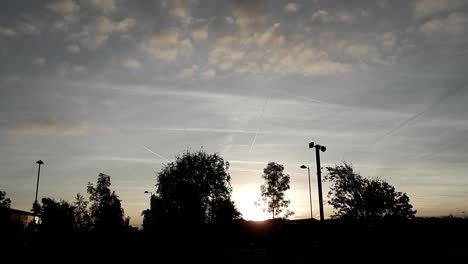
(325, 162, 416, 221)
(0, 190, 11, 208)
(259, 162, 294, 219)
(151, 150, 240, 226)
(38, 197, 76, 232)
(73, 193, 91, 231)
(87, 173, 125, 231)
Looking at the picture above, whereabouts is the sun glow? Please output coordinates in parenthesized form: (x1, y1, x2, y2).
(233, 184, 270, 221)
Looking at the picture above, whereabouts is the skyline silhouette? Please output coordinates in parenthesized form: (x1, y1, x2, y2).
(1, 0, 468, 226)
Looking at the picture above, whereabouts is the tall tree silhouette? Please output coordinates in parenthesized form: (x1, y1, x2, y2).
(38, 197, 76, 232)
(150, 150, 240, 226)
(325, 162, 416, 221)
(73, 193, 91, 231)
(87, 173, 125, 231)
(259, 162, 294, 219)
(0, 190, 11, 208)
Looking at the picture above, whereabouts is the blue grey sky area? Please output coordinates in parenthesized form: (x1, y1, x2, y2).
(1, 0, 467, 225)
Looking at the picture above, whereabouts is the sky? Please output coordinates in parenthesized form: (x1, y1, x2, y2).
(1, 0, 468, 226)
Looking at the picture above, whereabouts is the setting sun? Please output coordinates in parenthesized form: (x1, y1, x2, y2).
(232, 184, 270, 221)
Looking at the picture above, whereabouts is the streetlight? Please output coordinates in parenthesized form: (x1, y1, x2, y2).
(300, 165, 313, 219)
(144, 190, 153, 208)
(34, 160, 44, 205)
(309, 142, 326, 221)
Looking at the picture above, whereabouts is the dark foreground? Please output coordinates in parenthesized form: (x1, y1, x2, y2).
(2, 217, 468, 262)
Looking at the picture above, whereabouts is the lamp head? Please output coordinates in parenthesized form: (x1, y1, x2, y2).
(36, 160, 44, 165)
(300, 165, 307, 169)
(144, 191, 149, 194)
(320, 146, 326, 152)
(309, 142, 315, 149)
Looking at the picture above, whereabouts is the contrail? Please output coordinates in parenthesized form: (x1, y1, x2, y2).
(372, 86, 463, 145)
(140, 144, 170, 162)
(249, 128, 260, 153)
(249, 96, 270, 153)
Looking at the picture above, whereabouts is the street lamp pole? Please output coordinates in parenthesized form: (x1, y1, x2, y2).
(300, 165, 313, 219)
(144, 190, 153, 207)
(309, 142, 326, 222)
(34, 160, 44, 204)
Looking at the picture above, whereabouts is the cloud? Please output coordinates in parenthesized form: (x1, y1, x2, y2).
(6, 118, 90, 137)
(57, 64, 87, 76)
(413, 0, 466, 17)
(192, 25, 208, 42)
(34, 57, 47, 66)
(163, 0, 197, 25)
(207, 24, 352, 77)
(84, 0, 116, 13)
(0, 26, 17, 37)
(420, 12, 468, 34)
(202, 68, 216, 80)
(121, 58, 142, 70)
(143, 29, 193, 62)
(68, 16, 136, 49)
(232, 0, 268, 31)
(66, 44, 81, 54)
(311, 9, 355, 24)
(180, 65, 199, 79)
(47, 0, 80, 15)
(380, 32, 398, 51)
(17, 22, 39, 35)
(284, 3, 300, 14)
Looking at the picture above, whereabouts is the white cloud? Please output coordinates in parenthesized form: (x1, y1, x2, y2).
(380, 32, 398, 51)
(284, 3, 300, 14)
(17, 23, 39, 35)
(164, 0, 197, 25)
(48, 0, 80, 15)
(209, 26, 352, 77)
(68, 16, 136, 49)
(57, 64, 87, 76)
(67, 44, 81, 54)
(414, 0, 466, 17)
(34, 57, 47, 66)
(420, 12, 468, 34)
(311, 10, 355, 24)
(192, 25, 208, 42)
(202, 68, 216, 80)
(144, 29, 193, 62)
(181, 65, 199, 79)
(121, 58, 142, 70)
(377, 0, 387, 8)
(6, 118, 90, 137)
(233, 0, 268, 31)
(84, 0, 116, 13)
(0, 26, 17, 37)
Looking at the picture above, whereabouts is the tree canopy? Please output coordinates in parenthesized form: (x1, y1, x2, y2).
(37, 197, 76, 232)
(0, 190, 11, 208)
(149, 150, 240, 226)
(325, 162, 416, 221)
(259, 162, 294, 219)
(87, 173, 126, 231)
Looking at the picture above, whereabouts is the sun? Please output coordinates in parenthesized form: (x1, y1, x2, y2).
(232, 185, 270, 221)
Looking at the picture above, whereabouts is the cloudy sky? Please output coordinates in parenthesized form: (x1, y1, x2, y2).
(1, 0, 467, 225)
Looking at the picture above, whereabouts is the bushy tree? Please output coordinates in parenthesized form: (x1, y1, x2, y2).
(325, 162, 416, 221)
(259, 162, 294, 219)
(73, 193, 91, 231)
(150, 150, 240, 226)
(87, 173, 125, 231)
(39, 197, 76, 232)
(0, 190, 11, 208)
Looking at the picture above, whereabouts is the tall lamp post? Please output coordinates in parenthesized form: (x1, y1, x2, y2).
(144, 190, 153, 207)
(309, 142, 326, 221)
(300, 165, 313, 219)
(34, 160, 44, 205)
